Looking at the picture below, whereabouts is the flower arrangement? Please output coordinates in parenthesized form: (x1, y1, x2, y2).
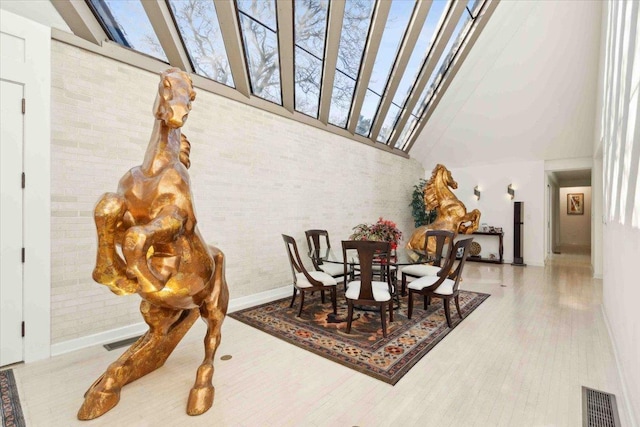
(350, 217, 403, 248)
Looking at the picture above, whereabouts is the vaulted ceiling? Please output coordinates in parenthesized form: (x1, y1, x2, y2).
(45, 0, 498, 158)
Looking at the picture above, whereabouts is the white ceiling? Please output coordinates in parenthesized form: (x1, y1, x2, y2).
(410, 0, 603, 170)
(0, 1, 70, 32)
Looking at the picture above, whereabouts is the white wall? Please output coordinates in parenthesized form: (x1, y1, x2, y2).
(49, 41, 424, 345)
(441, 160, 545, 266)
(558, 186, 592, 247)
(411, 0, 602, 169)
(597, 1, 640, 425)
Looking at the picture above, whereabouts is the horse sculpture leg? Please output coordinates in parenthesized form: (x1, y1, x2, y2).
(78, 301, 199, 420)
(187, 248, 229, 416)
(92, 192, 138, 295)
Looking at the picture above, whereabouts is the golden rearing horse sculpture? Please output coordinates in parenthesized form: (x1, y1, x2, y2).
(78, 68, 229, 419)
(407, 164, 481, 252)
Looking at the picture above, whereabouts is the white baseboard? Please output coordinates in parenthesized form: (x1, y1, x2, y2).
(601, 304, 638, 427)
(50, 285, 292, 357)
(51, 322, 148, 357)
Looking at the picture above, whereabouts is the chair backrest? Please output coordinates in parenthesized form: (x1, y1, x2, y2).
(444, 238, 474, 292)
(421, 237, 473, 294)
(282, 234, 322, 287)
(305, 229, 331, 270)
(342, 240, 391, 301)
(424, 230, 455, 267)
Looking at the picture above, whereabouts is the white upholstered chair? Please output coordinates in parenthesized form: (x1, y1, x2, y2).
(400, 229, 454, 296)
(407, 238, 473, 327)
(283, 234, 337, 317)
(342, 240, 394, 337)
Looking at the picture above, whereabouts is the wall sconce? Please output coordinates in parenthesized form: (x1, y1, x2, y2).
(474, 186, 481, 200)
(507, 183, 515, 200)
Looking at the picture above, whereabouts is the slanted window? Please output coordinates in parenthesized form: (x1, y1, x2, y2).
(167, 0, 234, 88)
(237, 0, 282, 104)
(80, 0, 496, 155)
(87, 0, 168, 62)
(293, 0, 329, 118)
(355, 0, 416, 137)
(328, 0, 375, 128)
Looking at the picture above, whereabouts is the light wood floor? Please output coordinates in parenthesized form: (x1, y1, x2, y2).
(7, 251, 631, 426)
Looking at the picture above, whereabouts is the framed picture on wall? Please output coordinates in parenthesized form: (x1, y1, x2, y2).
(567, 193, 584, 215)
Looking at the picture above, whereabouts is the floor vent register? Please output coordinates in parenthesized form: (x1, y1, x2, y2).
(582, 386, 621, 427)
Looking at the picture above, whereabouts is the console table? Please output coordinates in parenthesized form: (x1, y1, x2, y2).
(467, 231, 504, 264)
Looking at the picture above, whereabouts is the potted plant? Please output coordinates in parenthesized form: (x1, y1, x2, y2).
(350, 217, 403, 251)
(410, 178, 436, 228)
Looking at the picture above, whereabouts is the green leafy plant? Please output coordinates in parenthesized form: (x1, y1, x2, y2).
(410, 179, 436, 228)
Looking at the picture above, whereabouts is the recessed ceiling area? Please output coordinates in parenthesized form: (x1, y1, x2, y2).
(550, 169, 592, 188)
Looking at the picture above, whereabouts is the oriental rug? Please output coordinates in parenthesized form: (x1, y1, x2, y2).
(230, 289, 489, 385)
(0, 369, 25, 427)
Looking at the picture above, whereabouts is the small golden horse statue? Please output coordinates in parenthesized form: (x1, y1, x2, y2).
(407, 164, 481, 252)
(78, 68, 229, 419)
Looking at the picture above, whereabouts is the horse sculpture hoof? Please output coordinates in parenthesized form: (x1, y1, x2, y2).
(186, 386, 214, 416)
(77, 389, 120, 420)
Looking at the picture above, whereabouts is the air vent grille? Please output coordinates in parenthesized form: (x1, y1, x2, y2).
(103, 335, 141, 351)
(582, 386, 621, 427)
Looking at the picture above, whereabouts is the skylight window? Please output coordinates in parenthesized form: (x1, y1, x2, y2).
(397, 0, 484, 150)
(167, 0, 234, 88)
(328, 0, 375, 128)
(237, 0, 282, 104)
(77, 0, 497, 155)
(87, 0, 168, 62)
(294, 0, 329, 118)
(377, 0, 449, 144)
(355, 0, 416, 137)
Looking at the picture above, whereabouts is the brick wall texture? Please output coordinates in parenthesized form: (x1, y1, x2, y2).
(50, 41, 424, 344)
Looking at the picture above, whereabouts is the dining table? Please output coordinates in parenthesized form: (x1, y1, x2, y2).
(311, 246, 433, 269)
(310, 246, 435, 310)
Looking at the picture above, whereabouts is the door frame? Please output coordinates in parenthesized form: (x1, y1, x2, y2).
(1, 10, 51, 362)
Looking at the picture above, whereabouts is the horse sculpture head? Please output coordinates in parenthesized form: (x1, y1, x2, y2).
(436, 163, 457, 189)
(153, 67, 196, 129)
(425, 164, 458, 210)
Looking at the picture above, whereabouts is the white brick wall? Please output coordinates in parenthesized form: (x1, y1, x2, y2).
(50, 41, 424, 344)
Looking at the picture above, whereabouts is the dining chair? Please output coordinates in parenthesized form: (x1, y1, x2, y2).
(400, 230, 455, 296)
(342, 240, 394, 338)
(305, 229, 354, 290)
(407, 238, 474, 327)
(283, 234, 337, 317)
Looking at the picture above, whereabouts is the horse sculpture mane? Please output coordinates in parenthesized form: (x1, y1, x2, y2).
(407, 164, 480, 252)
(78, 68, 229, 420)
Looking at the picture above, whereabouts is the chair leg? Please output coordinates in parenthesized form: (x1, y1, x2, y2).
(454, 294, 463, 319)
(401, 273, 406, 296)
(331, 288, 337, 314)
(289, 288, 297, 308)
(321, 290, 325, 304)
(380, 304, 387, 338)
(443, 298, 452, 327)
(297, 291, 305, 317)
(408, 290, 414, 319)
(423, 295, 428, 310)
(388, 299, 393, 323)
(346, 301, 354, 334)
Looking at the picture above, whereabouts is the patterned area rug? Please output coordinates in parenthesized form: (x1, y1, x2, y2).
(230, 289, 489, 385)
(0, 369, 25, 427)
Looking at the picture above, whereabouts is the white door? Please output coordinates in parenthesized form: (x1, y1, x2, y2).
(0, 79, 24, 366)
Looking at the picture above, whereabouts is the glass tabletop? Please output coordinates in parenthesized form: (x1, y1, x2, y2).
(311, 247, 432, 266)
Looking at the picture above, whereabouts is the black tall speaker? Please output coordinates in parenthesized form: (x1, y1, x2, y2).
(512, 202, 526, 266)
